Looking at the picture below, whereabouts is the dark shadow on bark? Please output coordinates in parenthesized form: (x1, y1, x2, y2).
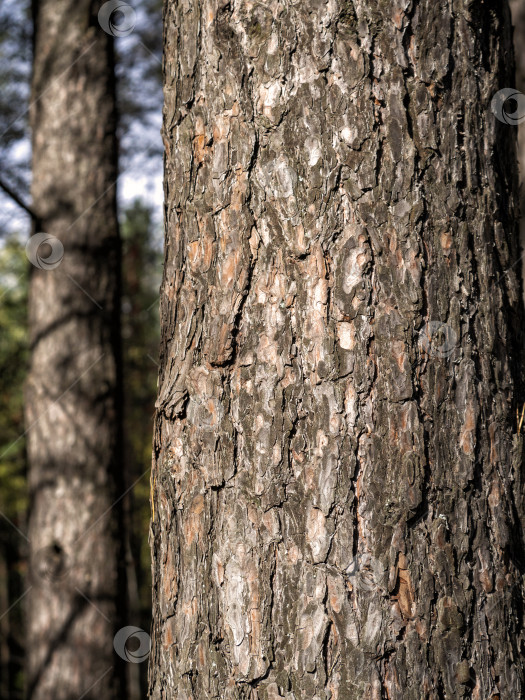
(26, 590, 115, 700)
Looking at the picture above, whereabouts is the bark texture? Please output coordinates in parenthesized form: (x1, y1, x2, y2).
(151, 1, 525, 697)
(26, 2, 126, 698)
(510, 0, 525, 289)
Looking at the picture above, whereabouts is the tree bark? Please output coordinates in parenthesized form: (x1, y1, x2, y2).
(151, 1, 525, 698)
(510, 0, 525, 292)
(26, 2, 126, 698)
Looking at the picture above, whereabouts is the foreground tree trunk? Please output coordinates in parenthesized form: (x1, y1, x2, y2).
(151, 1, 525, 697)
(26, 1, 126, 698)
(510, 0, 525, 290)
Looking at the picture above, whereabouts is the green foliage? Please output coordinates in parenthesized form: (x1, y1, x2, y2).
(121, 199, 162, 624)
(0, 235, 28, 700)
(0, 236, 28, 520)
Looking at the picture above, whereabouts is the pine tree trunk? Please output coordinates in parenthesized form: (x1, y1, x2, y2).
(510, 0, 525, 294)
(150, 1, 525, 697)
(26, 2, 126, 698)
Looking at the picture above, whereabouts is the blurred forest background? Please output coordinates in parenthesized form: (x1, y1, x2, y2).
(0, 0, 163, 696)
(2, 0, 525, 699)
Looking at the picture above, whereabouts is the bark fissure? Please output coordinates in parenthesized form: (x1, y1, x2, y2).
(151, 1, 525, 697)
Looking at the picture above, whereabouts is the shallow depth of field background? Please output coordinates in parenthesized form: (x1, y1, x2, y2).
(3, 1, 525, 698)
(0, 1, 163, 696)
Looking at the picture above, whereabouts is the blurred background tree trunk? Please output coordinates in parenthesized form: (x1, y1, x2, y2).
(26, 1, 126, 698)
(150, 0, 525, 698)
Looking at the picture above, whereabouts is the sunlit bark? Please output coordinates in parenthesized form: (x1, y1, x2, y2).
(151, 1, 525, 697)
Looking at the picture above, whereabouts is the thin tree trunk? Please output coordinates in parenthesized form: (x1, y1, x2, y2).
(151, 1, 525, 698)
(26, 2, 126, 698)
(0, 550, 9, 700)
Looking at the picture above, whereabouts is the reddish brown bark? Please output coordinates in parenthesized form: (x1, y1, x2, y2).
(151, 1, 525, 698)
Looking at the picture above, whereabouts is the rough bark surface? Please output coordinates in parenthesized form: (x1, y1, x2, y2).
(510, 0, 525, 289)
(151, 1, 525, 698)
(26, 2, 126, 698)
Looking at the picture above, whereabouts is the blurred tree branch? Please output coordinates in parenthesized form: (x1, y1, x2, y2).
(0, 174, 37, 221)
